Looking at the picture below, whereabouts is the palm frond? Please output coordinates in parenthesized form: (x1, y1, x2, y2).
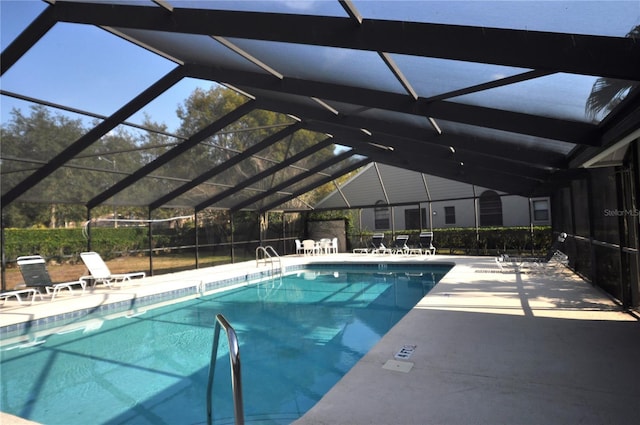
(585, 24, 640, 122)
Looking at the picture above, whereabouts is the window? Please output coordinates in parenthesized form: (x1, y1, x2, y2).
(444, 206, 456, 224)
(374, 200, 390, 230)
(532, 199, 550, 221)
(404, 208, 427, 229)
(479, 191, 503, 226)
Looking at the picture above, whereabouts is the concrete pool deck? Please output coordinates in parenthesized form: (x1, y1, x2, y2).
(1, 254, 639, 424)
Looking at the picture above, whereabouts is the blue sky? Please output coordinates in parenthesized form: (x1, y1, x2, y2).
(1, 1, 217, 133)
(2, 1, 639, 132)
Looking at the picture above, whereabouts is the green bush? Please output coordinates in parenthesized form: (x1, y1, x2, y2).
(4, 225, 553, 265)
(4, 228, 85, 262)
(4, 227, 148, 263)
(348, 226, 552, 255)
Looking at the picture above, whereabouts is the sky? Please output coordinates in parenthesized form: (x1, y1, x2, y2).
(1, 0, 639, 133)
(0, 1, 219, 133)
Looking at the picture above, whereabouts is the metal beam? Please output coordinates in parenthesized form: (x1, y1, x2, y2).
(87, 99, 257, 209)
(361, 136, 554, 180)
(0, 89, 186, 141)
(569, 93, 640, 169)
(339, 0, 362, 25)
(296, 123, 548, 193)
(424, 70, 556, 102)
(379, 52, 418, 100)
(50, 2, 640, 80)
(1, 5, 56, 75)
(353, 143, 544, 195)
(195, 136, 335, 211)
(256, 98, 572, 170)
(230, 150, 355, 212)
(229, 99, 569, 192)
(257, 157, 371, 213)
(305, 119, 568, 170)
(187, 64, 600, 144)
(1, 66, 186, 207)
(150, 122, 301, 210)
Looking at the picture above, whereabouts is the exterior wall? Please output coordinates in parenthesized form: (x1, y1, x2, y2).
(357, 195, 550, 231)
(501, 196, 530, 227)
(307, 220, 346, 253)
(430, 199, 477, 228)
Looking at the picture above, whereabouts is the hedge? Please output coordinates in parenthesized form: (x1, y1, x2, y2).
(3, 227, 148, 264)
(348, 226, 552, 255)
(4, 226, 553, 265)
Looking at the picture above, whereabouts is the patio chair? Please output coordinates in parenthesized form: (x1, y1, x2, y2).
(418, 232, 436, 255)
(499, 232, 569, 273)
(0, 287, 42, 305)
(294, 239, 304, 255)
(302, 239, 319, 256)
(390, 235, 410, 254)
(352, 233, 389, 253)
(318, 238, 333, 254)
(330, 237, 338, 254)
(371, 233, 394, 254)
(527, 249, 570, 275)
(80, 251, 146, 288)
(17, 255, 86, 301)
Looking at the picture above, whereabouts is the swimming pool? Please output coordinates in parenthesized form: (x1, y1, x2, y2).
(1, 264, 450, 424)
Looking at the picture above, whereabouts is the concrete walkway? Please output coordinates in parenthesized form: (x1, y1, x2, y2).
(2, 254, 638, 424)
(295, 256, 640, 425)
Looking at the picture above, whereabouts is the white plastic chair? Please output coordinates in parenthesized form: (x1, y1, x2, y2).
(294, 239, 304, 255)
(319, 238, 331, 254)
(302, 239, 318, 256)
(330, 237, 338, 254)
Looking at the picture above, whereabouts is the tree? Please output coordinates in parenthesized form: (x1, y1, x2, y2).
(1, 106, 87, 227)
(1, 106, 149, 227)
(174, 86, 341, 211)
(1, 86, 359, 229)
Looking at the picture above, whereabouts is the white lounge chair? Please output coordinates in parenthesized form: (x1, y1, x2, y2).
(419, 232, 436, 255)
(390, 235, 410, 254)
(80, 251, 146, 288)
(352, 233, 390, 254)
(17, 255, 86, 301)
(0, 287, 42, 305)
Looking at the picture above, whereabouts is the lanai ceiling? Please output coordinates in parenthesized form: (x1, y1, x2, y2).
(1, 0, 639, 214)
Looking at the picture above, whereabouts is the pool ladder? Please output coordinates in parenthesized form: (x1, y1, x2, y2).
(207, 314, 244, 425)
(255, 245, 283, 276)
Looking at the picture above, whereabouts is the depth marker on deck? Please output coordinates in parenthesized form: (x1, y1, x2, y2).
(394, 344, 416, 360)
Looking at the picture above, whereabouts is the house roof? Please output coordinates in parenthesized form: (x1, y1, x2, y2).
(1, 1, 639, 213)
(315, 162, 513, 210)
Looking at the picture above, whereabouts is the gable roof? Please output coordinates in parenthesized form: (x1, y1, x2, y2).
(315, 162, 505, 210)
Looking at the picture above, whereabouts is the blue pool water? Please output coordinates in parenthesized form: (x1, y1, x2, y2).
(1, 265, 450, 424)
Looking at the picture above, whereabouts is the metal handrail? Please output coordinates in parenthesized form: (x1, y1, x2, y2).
(207, 314, 244, 425)
(255, 245, 283, 274)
